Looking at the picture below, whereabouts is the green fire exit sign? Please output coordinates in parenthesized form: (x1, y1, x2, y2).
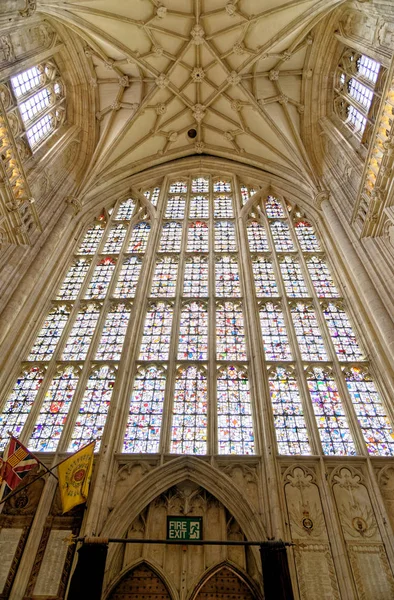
(167, 516, 202, 540)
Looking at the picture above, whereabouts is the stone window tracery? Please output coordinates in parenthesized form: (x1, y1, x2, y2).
(0, 177, 393, 460)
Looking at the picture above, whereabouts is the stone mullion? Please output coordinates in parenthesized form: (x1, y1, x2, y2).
(160, 176, 191, 455)
(0, 44, 65, 84)
(208, 176, 217, 455)
(265, 199, 322, 456)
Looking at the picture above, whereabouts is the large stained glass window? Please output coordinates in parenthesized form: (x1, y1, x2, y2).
(1, 178, 391, 462)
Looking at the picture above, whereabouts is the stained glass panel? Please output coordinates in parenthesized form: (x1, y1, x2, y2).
(345, 367, 394, 456)
(61, 304, 101, 360)
(323, 303, 364, 361)
(279, 256, 309, 297)
(260, 302, 292, 361)
(128, 222, 151, 253)
(27, 306, 70, 361)
(189, 195, 209, 219)
(115, 199, 135, 221)
(68, 366, 116, 452)
(217, 365, 254, 455)
(102, 225, 127, 254)
(307, 367, 356, 455)
(252, 256, 278, 297)
(192, 178, 209, 193)
(113, 256, 143, 298)
(306, 256, 340, 298)
(177, 302, 208, 360)
(213, 180, 231, 193)
(266, 196, 285, 219)
(215, 221, 237, 252)
(124, 364, 166, 453)
(159, 222, 183, 253)
(139, 302, 173, 360)
(150, 187, 160, 206)
(240, 185, 249, 205)
(0, 367, 45, 449)
(56, 259, 90, 300)
(95, 303, 131, 360)
(84, 258, 116, 299)
(270, 221, 295, 252)
(214, 195, 233, 218)
(215, 255, 241, 297)
(183, 256, 209, 297)
(295, 220, 321, 252)
(247, 221, 269, 252)
(216, 302, 247, 360)
(165, 196, 186, 219)
(170, 365, 208, 454)
(150, 256, 179, 297)
(269, 367, 311, 455)
(291, 303, 328, 361)
(169, 181, 188, 194)
(187, 221, 209, 252)
(76, 225, 104, 255)
(29, 366, 79, 452)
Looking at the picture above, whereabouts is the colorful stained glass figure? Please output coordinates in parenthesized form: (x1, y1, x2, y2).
(139, 302, 174, 360)
(217, 365, 254, 455)
(213, 180, 231, 193)
(150, 256, 179, 297)
(192, 177, 209, 193)
(170, 365, 208, 454)
(115, 199, 135, 221)
(29, 366, 80, 452)
(307, 367, 356, 455)
(113, 256, 143, 298)
(260, 302, 292, 360)
(183, 256, 209, 297)
(247, 221, 269, 252)
(269, 367, 311, 455)
(279, 256, 309, 297)
(84, 257, 116, 299)
(165, 196, 186, 219)
(215, 221, 237, 252)
(95, 303, 131, 360)
(306, 256, 340, 298)
(56, 258, 90, 300)
(266, 196, 285, 218)
(270, 221, 295, 252)
(128, 222, 151, 253)
(291, 303, 328, 361)
(215, 255, 241, 297)
(177, 302, 208, 360)
(159, 222, 183, 252)
(170, 181, 188, 194)
(214, 195, 234, 218)
(76, 224, 105, 255)
(345, 367, 394, 456)
(295, 220, 321, 252)
(0, 366, 45, 449)
(61, 304, 101, 360)
(216, 302, 247, 360)
(323, 303, 364, 361)
(240, 184, 257, 205)
(190, 195, 209, 219)
(68, 366, 116, 452)
(150, 187, 160, 206)
(123, 364, 166, 453)
(27, 305, 70, 361)
(187, 221, 209, 252)
(252, 256, 278, 297)
(102, 225, 127, 254)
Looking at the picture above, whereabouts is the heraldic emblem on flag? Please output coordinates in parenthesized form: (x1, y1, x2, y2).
(58, 441, 95, 514)
(0, 436, 39, 499)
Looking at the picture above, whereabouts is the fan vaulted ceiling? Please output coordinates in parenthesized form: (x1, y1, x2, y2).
(38, 0, 344, 199)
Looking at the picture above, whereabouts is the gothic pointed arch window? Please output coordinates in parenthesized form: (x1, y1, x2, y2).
(0, 176, 393, 459)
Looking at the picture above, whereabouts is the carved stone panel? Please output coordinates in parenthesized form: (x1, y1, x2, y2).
(293, 544, 340, 600)
(377, 466, 394, 533)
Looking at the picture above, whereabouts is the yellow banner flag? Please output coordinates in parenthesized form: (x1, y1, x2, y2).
(58, 441, 95, 514)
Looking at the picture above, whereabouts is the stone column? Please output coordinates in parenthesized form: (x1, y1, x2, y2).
(316, 191, 394, 364)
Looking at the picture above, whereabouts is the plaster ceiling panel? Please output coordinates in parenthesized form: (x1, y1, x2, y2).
(278, 76, 302, 104)
(263, 103, 298, 145)
(68, 0, 153, 21)
(235, 133, 291, 169)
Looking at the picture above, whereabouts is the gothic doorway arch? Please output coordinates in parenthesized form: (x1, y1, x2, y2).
(107, 563, 173, 600)
(190, 565, 259, 600)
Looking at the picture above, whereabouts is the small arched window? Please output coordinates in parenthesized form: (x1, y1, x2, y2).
(335, 50, 382, 144)
(10, 62, 66, 151)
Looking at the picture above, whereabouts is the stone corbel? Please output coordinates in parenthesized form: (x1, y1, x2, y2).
(314, 190, 330, 210)
(65, 196, 82, 215)
(19, 0, 37, 17)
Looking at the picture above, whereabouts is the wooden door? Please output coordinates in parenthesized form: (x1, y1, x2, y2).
(193, 566, 256, 599)
(107, 563, 171, 600)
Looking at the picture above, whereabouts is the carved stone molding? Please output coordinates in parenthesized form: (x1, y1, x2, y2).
(19, 0, 37, 18)
(314, 190, 330, 210)
(65, 196, 82, 215)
